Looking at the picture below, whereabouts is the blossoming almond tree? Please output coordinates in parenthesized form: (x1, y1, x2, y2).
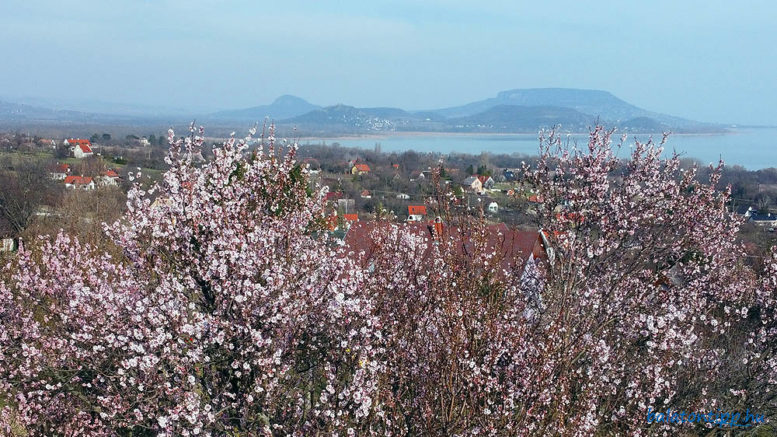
(352, 214, 547, 435)
(518, 127, 759, 434)
(0, 126, 381, 436)
(349, 127, 768, 435)
(1, 123, 774, 436)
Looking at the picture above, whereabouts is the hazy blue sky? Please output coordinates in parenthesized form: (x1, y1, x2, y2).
(1, 0, 775, 124)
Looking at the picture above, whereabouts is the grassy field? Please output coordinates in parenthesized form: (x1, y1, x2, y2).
(0, 149, 165, 184)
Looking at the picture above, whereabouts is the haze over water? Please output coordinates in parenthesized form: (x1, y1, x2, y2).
(306, 128, 777, 170)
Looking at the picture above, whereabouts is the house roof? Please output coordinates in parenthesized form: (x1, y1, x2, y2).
(103, 170, 119, 178)
(408, 205, 427, 216)
(463, 176, 480, 185)
(735, 205, 757, 215)
(69, 139, 92, 152)
(325, 191, 343, 202)
(64, 176, 93, 185)
(343, 221, 548, 276)
(326, 213, 359, 231)
(354, 163, 371, 172)
(52, 163, 70, 173)
(750, 212, 777, 222)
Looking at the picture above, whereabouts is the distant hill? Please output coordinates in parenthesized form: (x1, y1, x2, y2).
(284, 104, 400, 132)
(0, 99, 177, 126)
(432, 88, 720, 132)
(278, 88, 722, 134)
(448, 105, 595, 132)
(0, 100, 69, 120)
(435, 88, 637, 119)
(0, 88, 726, 134)
(210, 95, 320, 121)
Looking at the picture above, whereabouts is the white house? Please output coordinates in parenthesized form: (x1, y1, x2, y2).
(64, 175, 95, 190)
(66, 139, 94, 158)
(462, 176, 483, 193)
(98, 170, 120, 187)
(488, 202, 499, 213)
(478, 175, 495, 189)
(49, 163, 70, 180)
(750, 212, 777, 227)
(407, 205, 427, 222)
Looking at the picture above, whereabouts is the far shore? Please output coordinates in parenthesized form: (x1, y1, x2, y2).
(294, 129, 740, 142)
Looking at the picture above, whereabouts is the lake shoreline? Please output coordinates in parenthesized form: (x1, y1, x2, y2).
(298, 130, 739, 142)
(294, 128, 776, 170)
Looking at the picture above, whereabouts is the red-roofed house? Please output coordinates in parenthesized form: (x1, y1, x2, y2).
(462, 176, 483, 193)
(49, 163, 70, 180)
(325, 191, 344, 203)
(351, 163, 371, 175)
(64, 175, 95, 190)
(477, 175, 495, 189)
(407, 205, 427, 222)
(326, 213, 359, 231)
(66, 139, 94, 158)
(98, 169, 120, 186)
(343, 221, 551, 278)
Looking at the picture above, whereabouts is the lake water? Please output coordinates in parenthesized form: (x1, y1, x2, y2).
(303, 128, 777, 170)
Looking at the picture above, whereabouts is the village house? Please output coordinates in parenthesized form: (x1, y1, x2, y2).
(351, 163, 371, 175)
(488, 201, 499, 213)
(750, 212, 777, 227)
(38, 138, 57, 148)
(462, 176, 483, 193)
(49, 163, 70, 180)
(337, 198, 356, 214)
(343, 214, 359, 226)
(324, 191, 344, 203)
(410, 171, 425, 182)
(66, 139, 94, 158)
(478, 175, 495, 189)
(327, 213, 359, 231)
(98, 170, 120, 187)
(735, 205, 758, 218)
(407, 205, 427, 222)
(64, 175, 95, 190)
(360, 190, 372, 199)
